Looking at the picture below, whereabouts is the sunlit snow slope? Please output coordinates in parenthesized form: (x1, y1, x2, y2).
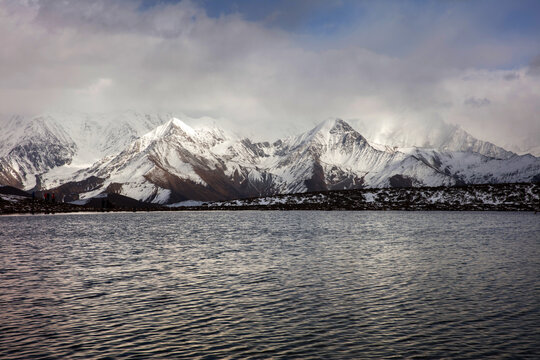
(1, 113, 539, 203)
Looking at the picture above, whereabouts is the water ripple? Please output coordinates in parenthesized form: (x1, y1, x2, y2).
(0, 211, 539, 359)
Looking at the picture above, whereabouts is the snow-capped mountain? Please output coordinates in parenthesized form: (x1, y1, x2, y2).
(1, 113, 539, 203)
(66, 118, 248, 203)
(506, 143, 540, 157)
(353, 120, 515, 159)
(0, 115, 77, 189)
(252, 119, 453, 193)
(0, 111, 170, 189)
(436, 126, 515, 159)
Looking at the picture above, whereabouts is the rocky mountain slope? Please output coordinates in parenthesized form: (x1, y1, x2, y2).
(0, 111, 169, 189)
(1, 113, 539, 204)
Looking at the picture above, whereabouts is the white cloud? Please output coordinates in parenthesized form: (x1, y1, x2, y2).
(0, 0, 538, 149)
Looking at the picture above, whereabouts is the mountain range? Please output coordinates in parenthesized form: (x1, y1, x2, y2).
(1, 111, 539, 204)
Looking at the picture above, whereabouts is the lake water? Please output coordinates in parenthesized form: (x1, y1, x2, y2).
(1, 211, 539, 359)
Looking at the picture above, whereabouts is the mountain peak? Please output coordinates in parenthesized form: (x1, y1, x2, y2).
(313, 118, 354, 134)
(279, 118, 368, 153)
(2, 112, 540, 202)
(170, 117, 196, 135)
(151, 117, 196, 138)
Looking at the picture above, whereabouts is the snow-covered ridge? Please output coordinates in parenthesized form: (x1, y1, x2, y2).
(0, 111, 172, 189)
(1, 113, 539, 204)
(353, 119, 516, 159)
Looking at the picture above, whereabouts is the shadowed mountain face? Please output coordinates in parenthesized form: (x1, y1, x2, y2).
(1, 114, 539, 203)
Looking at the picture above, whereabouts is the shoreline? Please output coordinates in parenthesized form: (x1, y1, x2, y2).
(2, 182, 538, 215)
(1, 206, 538, 216)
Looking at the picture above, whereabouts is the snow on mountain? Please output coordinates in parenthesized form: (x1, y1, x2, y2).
(255, 119, 457, 192)
(260, 119, 384, 192)
(394, 147, 540, 185)
(523, 145, 540, 157)
(436, 126, 515, 159)
(0, 111, 171, 190)
(506, 143, 540, 157)
(55, 111, 170, 165)
(66, 118, 253, 203)
(0, 115, 77, 189)
(353, 120, 514, 159)
(55, 117, 539, 203)
(1, 113, 539, 203)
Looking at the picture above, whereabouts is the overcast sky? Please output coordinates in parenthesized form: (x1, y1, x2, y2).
(1, 0, 539, 149)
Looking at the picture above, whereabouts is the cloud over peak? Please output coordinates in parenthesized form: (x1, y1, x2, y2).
(0, 0, 539, 150)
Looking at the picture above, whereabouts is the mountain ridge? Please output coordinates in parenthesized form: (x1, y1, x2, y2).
(0, 113, 539, 203)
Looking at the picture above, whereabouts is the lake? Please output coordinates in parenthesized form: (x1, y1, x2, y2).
(1, 211, 539, 359)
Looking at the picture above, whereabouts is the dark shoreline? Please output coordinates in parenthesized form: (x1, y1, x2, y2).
(1, 208, 538, 216)
(1, 183, 539, 215)
(195, 182, 540, 212)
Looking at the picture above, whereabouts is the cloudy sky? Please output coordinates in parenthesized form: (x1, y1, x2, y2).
(1, 0, 539, 150)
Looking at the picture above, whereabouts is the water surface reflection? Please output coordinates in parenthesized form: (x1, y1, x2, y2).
(0, 211, 538, 358)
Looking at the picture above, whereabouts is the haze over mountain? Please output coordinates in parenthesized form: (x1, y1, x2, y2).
(1, 112, 538, 204)
(1, 0, 539, 153)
